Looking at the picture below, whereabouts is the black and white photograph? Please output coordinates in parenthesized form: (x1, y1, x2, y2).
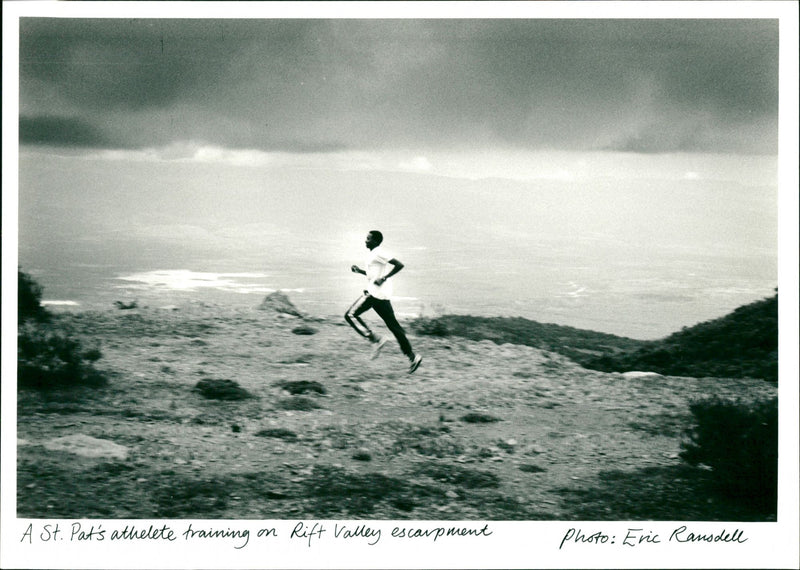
(2, 2, 798, 569)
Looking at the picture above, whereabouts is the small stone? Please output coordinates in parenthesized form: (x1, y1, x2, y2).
(352, 449, 372, 461)
(445, 490, 459, 499)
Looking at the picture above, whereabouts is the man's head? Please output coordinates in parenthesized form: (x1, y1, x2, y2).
(365, 230, 383, 249)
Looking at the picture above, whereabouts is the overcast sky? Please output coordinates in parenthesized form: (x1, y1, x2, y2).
(19, 18, 778, 161)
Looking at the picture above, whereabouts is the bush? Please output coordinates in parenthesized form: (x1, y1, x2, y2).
(680, 396, 777, 513)
(193, 378, 252, 401)
(17, 323, 107, 389)
(460, 412, 501, 424)
(16, 271, 107, 390)
(411, 317, 450, 337)
(18, 270, 49, 323)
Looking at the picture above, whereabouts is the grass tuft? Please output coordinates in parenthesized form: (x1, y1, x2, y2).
(193, 378, 252, 401)
(276, 396, 321, 411)
(255, 428, 299, 441)
(460, 412, 501, 424)
(276, 380, 327, 395)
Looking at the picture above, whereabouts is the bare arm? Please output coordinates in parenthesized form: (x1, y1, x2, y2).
(350, 265, 366, 275)
(375, 259, 404, 285)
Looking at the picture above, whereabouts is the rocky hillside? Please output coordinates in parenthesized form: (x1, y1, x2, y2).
(16, 295, 777, 521)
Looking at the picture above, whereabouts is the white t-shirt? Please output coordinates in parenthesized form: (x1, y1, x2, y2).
(365, 245, 393, 300)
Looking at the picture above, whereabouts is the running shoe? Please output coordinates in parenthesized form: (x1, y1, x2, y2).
(370, 337, 389, 360)
(408, 354, 423, 374)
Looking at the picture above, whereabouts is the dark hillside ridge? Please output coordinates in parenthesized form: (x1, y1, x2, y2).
(585, 294, 777, 382)
(411, 315, 648, 363)
(412, 293, 778, 382)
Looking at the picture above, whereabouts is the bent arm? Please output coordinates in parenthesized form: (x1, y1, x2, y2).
(376, 259, 404, 285)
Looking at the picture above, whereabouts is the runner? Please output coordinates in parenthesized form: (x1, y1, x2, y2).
(345, 230, 423, 374)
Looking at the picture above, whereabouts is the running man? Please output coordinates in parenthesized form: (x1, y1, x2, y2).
(345, 230, 423, 373)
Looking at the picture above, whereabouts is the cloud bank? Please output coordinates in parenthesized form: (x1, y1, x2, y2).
(19, 18, 778, 155)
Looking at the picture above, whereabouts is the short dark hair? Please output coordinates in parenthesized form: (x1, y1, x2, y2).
(369, 230, 383, 245)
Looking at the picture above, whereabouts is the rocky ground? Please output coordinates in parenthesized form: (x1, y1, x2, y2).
(16, 299, 778, 521)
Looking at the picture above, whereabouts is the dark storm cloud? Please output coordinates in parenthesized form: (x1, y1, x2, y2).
(19, 115, 112, 147)
(20, 19, 286, 110)
(18, 18, 778, 154)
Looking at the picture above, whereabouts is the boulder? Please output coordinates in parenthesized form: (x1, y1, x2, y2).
(622, 371, 663, 379)
(43, 434, 130, 460)
(257, 291, 305, 318)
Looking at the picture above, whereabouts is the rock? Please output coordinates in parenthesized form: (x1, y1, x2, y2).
(43, 434, 129, 460)
(622, 371, 663, 379)
(352, 449, 372, 461)
(257, 291, 305, 318)
(445, 490, 459, 499)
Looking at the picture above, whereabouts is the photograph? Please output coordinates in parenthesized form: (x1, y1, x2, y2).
(2, 2, 798, 569)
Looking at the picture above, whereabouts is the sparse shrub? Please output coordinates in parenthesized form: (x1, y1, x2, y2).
(17, 323, 107, 389)
(460, 412, 501, 424)
(411, 317, 450, 337)
(193, 378, 252, 400)
(255, 428, 299, 441)
(82, 348, 103, 362)
(352, 449, 373, 461)
(414, 462, 500, 489)
(277, 396, 320, 411)
(18, 270, 49, 323)
(276, 380, 327, 395)
(16, 271, 108, 390)
(114, 300, 138, 310)
(391, 424, 463, 458)
(304, 465, 441, 516)
(680, 396, 777, 513)
(153, 476, 231, 517)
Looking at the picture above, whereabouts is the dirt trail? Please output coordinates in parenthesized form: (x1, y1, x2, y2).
(16, 302, 777, 520)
